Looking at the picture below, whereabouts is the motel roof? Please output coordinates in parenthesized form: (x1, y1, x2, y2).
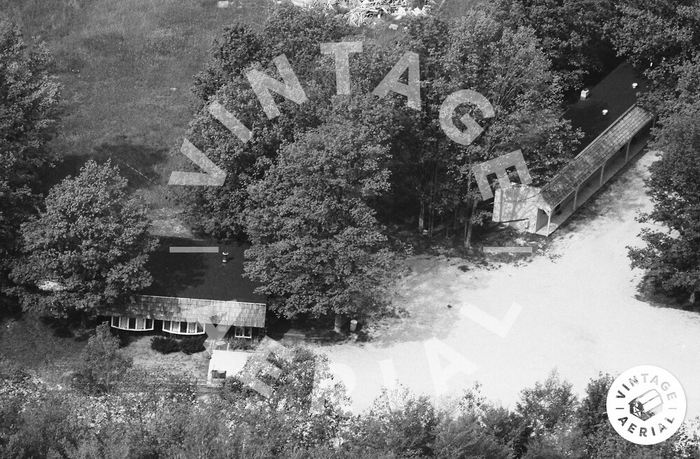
(538, 63, 654, 208)
(564, 62, 648, 144)
(539, 105, 654, 209)
(102, 295, 266, 328)
(142, 237, 265, 304)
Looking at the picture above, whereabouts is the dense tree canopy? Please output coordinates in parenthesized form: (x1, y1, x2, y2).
(606, 1, 700, 304)
(184, 5, 579, 241)
(179, 4, 580, 321)
(71, 322, 133, 395)
(10, 160, 157, 317)
(0, 18, 61, 311)
(606, 0, 700, 71)
(494, 0, 618, 90)
(245, 119, 398, 320)
(4, 355, 697, 458)
(628, 102, 700, 302)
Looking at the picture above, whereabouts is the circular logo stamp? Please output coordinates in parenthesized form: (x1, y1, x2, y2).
(606, 365, 686, 445)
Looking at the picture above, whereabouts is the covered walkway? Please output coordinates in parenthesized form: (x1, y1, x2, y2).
(492, 63, 655, 236)
(534, 105, 654, 235)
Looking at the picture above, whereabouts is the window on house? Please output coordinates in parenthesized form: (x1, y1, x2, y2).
(162, 320, 204, 335)
(110, 316, 153, 331)
(234, 326, 252, 339)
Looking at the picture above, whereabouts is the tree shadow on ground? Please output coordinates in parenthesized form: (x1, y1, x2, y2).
(38, 141, 167, 195)
(363, 256, 475, 347)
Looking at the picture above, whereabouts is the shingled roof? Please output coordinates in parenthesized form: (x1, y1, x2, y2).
(564, 62, 648, 144)
(142, 237, 265, 303)
(102, 295, 266, 328)
(99, 237, 267, 327)
(539, 105, 654, 209)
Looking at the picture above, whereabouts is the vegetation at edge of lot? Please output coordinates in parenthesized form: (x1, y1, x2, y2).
(0, 17, 61, 282)
(610, 0, 700, 304)
(2, 351, 700, 458)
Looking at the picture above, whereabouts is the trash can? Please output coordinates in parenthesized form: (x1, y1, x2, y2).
(349, 319, 358, 332)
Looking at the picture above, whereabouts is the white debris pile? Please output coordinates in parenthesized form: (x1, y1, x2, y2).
(290, 0, 435, 27)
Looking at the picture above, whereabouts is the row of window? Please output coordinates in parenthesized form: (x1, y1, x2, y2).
(111, 316, 154, 331)
(162, 320, 204, 335)
(110, 316, 253, 338)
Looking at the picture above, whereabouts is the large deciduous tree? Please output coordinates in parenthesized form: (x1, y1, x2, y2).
(10, 160, 157, 317)
(183, 5, 349, 240)
(389, 11, 581, 243)
(605, 0, 700, 71)
(628, 102, 700, 303)
(72, 322, 133, 395)
(245, 120, 397, 323)
(0, 18, 61, 307)
(494, 0, 618, 91)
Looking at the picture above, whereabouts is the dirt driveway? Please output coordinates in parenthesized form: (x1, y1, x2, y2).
(316, 150, 700, 417)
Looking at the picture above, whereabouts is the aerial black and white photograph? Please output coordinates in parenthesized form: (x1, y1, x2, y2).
(1, 0, 699, 457)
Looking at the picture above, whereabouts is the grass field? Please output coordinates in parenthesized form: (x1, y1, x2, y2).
(2, 0, 271, 206)
(0, 315, 209, 385)
(0, 316, 87, 384)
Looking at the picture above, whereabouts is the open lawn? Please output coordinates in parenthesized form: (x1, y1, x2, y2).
(119, 334, 210, 382)
(2, 0, 271, 207)
(0, 316, 87, 384)
(0, 316, 210, 385)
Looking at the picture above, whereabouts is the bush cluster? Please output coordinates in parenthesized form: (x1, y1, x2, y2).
(151, 335, 207, 354)
(227, 339, 255, 351)
(181, 336, 206, 354)
(150, 336, 181, 354)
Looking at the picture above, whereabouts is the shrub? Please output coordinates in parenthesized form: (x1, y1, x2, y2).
(228, 339, 254, 351)
(150, 336, 180, 354)
(72, 323, 132, 395)
(53, 326, 73, 338)
(180, 336, 206, 355)
(114, 330, 131, 348)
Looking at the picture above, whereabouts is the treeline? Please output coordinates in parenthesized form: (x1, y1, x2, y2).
(611, 0, 700, 304)
(1, 326, 699, 457)
(0, 18, 156, 320)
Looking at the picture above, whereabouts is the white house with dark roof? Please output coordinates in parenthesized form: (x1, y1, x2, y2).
(100, 237, 267, 340)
